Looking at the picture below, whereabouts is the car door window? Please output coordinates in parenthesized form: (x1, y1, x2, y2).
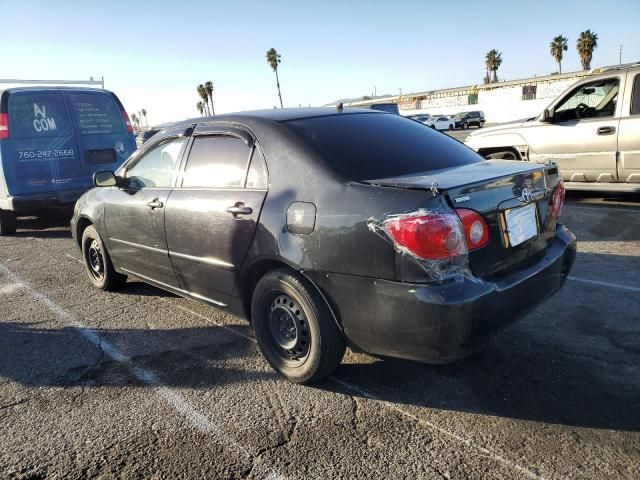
(631, 74, 640, 115)
(554, 78, 619, 121)
(245, 146, 268, 189)
(182, 135, 252, 188)
(125, 137, 186, 189)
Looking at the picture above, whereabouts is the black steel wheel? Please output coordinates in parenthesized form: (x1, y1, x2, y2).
(252, 268, 345, 384)
(0, 209, 17, 236)
(81, 225, 126, 290)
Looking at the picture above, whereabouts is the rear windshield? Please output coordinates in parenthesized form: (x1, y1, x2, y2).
(8, 92, 72, 139)
(283, 113, 481, 180)
(67, 92, 124, 135)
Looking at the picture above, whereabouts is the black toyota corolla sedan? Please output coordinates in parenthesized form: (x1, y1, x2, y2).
(71, 108, 576, 384)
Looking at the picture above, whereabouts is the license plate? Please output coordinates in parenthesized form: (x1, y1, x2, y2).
(504, 203, 538, 247)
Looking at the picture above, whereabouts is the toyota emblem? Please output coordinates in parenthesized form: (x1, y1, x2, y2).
(520, 187, 533, 202)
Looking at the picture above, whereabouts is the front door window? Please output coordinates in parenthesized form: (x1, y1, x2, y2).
(554, 78, 619, 122)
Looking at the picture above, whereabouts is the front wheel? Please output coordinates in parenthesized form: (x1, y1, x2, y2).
(81, 225, 127, 290)
(463, 122, 469, 130)
(448, 124, 454, 131)
(251, 269, 346, 384)
(0, 209, 17, 236)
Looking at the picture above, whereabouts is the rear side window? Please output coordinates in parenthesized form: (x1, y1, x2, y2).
(67, 92, 124, 135)
(283, 113, 480, 181)
(631, 74, 640, 115)
(8, 92, 71, 138)
(182, 136, 252, 188)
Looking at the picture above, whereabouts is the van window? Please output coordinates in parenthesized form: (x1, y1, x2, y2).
(68, 92, 124, 135)
(8, 92, 71, 139)
(182, 136, 252, 188)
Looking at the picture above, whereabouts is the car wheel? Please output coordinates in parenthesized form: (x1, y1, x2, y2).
(430, 125, 435, 129)
(463, 122, 469, 130)
(486, 150, 519, 161)
(251, 268, 346, 384)
(479, 121, 485, 128)
(81, 225, 127, 290)
(448, 124, 454, 130)
(0, 209, 17, 236)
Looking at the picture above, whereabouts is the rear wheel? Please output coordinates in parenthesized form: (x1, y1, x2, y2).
(251, 269, 346, 384)
(0, 209, 17, 236)
(485, 150, 519, 160)
(81, 225, 127, 290)
(463, 122, 469, 130)
(448, 124, 454, 131)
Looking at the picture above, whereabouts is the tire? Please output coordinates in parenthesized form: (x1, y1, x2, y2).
(0, 209, 17, 236)
(81, 225, 126, 290)
(485, 150, 519, 161)
(463, 122, 469, 130)
(448, 124, 453, 131)
(479, 121, 484, 128)
(430, 125, 435, 129)
(251, 268, 346, 384)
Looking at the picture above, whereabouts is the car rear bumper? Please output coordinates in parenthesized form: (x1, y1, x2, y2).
(0, 188, 87, 212)
(305, 224, 577, 363)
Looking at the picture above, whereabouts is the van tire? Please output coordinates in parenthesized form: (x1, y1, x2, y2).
(251, 268, 346, 384)
(81, 225, 126, 290)
(0, 210, 17, 236)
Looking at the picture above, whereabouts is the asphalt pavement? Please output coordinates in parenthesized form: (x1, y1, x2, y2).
(0, 197, 639, 479)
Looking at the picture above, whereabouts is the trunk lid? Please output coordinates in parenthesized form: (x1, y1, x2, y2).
(365, 160, 561, 278)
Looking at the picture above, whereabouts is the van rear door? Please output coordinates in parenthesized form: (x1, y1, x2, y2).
(65, 91, 136, 187)
(4, 90, 81, 196)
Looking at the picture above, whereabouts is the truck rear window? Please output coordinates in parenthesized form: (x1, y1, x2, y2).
(8, 92, 71, 139)
(68, 92, 124, 135)
(283, 113, 480, 181)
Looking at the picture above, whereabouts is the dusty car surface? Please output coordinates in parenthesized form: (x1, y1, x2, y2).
(71, 108, 576, 384)
(465, 63, 640, 192)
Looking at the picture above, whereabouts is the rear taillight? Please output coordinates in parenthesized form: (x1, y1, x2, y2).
(455, 209, 489, 250)
(0, 113, 8, 140)
(383, 212, 466, 260)
(122, 111, 133, 134)
(550, 181, 565, 219)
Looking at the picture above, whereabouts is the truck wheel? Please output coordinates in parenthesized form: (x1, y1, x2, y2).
(0, 209, 17, 236)
(485, 150, 520, 160)
(81, 225, 127, 290)
(251, 268, 346, 384)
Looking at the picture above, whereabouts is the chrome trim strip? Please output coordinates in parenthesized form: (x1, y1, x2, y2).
(121, 268, 228, 307)
(110, 238, 166, 255)
(170, 251, 234, 269)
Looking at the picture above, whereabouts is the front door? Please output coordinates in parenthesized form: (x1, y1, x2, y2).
(104, 135, 188, 287)
(164, 129, 268, 305)
(524, 76, 622, 184)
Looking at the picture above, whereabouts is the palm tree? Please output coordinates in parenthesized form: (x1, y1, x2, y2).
(197, 84, 210, 115)
(549, 35, 568, 74)
(577, 30, 598, 70)
(130, 113, 139, 131)
(141, 108, 148, 128)
(485, 49, 502, 83)
(204, 81, 215, 115)
(196, 102, 204, 116)
(266, 48, 283, 108)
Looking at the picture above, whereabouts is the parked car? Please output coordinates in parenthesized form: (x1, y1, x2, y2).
(71, 108, 576, 384)
(406, 114, 430, 123)
(453, 111, 485, 129)
(0, 87, 136, 234)
(425, 115, 455, 130)
(465, 63, 640, 192)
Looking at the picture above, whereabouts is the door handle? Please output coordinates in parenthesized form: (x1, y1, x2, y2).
(146, 199, 164, 209)
(597, 126, 616, 135)
(226, 203, 253, 217)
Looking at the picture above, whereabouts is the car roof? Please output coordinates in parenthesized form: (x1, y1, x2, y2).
(2, 86, 111, 94)
(169, 107, 383, 129)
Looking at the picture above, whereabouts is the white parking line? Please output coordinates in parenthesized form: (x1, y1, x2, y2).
(569, 276, 640, 293)
(0, 261, 284, 480)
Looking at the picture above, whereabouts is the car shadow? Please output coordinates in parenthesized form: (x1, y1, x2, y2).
(0, 321, 275, 389)
(11, 214, 73, 239)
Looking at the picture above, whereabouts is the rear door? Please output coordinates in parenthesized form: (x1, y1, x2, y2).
(524, 76, 622, 183)
(618, 70, 640, 183)
(4, 90, 81, 196)
(65, 91, 136, 188)
(164, 126, 268, 306)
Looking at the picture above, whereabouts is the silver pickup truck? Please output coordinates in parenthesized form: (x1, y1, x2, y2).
(465, 63, 640, 192)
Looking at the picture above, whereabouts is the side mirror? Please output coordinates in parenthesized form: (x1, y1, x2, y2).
(93, 170, 117, 187)
(541, 108, 554, 123)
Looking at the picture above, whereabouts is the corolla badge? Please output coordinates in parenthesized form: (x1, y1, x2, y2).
(520, 187, 533, 202)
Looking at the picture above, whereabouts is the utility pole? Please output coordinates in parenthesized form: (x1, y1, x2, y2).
(619, 45, 623, 64)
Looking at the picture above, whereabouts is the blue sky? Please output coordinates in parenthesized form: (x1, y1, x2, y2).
(3, 0, 639, 124)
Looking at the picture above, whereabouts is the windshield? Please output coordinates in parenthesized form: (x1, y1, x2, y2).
(282, 113, 481, 181)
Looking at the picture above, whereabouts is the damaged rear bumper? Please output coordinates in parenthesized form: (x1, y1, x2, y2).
(305, 225, 577, 364)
